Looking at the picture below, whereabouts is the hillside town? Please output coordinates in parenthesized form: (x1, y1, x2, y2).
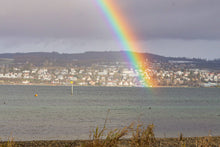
(0, 61, 219, 87)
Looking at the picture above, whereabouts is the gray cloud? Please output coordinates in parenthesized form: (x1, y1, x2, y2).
(0, 0, 111, 38)
(117, 0, 220, 40)
(0, 0, 219, 59)
(1, 0, 220, 40)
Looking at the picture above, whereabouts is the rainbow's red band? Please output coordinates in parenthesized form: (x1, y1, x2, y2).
(96, 0, 153, 87)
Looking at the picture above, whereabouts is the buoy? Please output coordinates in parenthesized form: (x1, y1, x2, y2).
(34, 94, 38, 97)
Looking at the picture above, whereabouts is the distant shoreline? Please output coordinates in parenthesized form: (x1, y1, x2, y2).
(0, 83, 204, 88)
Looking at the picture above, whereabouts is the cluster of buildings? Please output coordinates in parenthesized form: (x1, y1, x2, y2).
(0, 63, 219, 87)
(151, 69, 219, 87)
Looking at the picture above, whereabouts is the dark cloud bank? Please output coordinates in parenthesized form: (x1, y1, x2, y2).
(0, 0, 219, 59)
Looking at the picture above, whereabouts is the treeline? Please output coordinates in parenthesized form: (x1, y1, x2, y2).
(0, 51, 219, 69)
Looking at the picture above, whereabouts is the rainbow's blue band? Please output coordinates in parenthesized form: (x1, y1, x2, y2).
(95, 0, 153, 87)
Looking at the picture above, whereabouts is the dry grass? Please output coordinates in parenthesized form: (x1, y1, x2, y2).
(81, 121, 220, 147)
(0, 131, 220, 147)
(195, 135, 219, 147)
(130, 123, 155, 147)
(82, 109, 133, 147)
(82, 110, 157, 147)
(0, 136, 15, 147)
(82, 122, 155, 147)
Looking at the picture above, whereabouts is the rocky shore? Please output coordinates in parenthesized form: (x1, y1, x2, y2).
(1, 136, 220, 147)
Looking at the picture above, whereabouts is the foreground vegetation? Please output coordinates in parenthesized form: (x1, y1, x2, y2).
(1, 111, 219, 146)
(1, 123, 220, 147)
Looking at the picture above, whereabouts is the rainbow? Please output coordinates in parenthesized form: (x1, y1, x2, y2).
(95, 0, 153, 87)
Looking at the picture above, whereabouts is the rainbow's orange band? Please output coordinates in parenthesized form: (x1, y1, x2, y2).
(96, 0, 153, 87)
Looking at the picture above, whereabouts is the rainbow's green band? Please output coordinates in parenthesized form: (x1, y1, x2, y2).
(96, 0, 153, 87)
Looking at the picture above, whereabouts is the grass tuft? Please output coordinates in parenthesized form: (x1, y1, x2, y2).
(0, 136, 15, 147)
(83, 122, 155, 147)
(130, 123, 155, 147)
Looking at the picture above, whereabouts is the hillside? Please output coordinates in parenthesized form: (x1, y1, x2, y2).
(0, 51, 219, 69)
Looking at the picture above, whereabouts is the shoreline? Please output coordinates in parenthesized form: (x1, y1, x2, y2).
(0, 83, 210, 88)
(1, 136, 220, 146)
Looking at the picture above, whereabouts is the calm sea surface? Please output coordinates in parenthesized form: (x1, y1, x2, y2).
(0, 85, 219, 140)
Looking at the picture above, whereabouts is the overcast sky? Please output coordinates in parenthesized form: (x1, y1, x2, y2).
(0, 0, 220, 59)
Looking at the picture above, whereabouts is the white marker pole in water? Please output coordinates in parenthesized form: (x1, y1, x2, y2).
(71, 81, 73, 95)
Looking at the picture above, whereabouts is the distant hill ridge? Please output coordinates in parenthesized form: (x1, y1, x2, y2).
(0, 51, 219, 68)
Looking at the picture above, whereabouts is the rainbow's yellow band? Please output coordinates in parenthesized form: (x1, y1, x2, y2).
(96, 0, 153, 87)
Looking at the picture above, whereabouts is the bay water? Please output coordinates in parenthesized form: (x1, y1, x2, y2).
(0, 85, 219, 140)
